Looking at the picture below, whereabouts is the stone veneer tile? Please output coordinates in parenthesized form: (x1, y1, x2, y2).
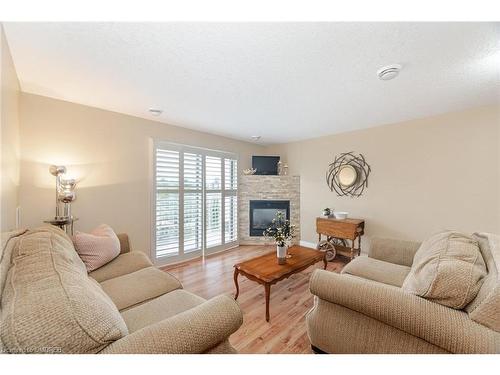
(239, 175, 300, 245)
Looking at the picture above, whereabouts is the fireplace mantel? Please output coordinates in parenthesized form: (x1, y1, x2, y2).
(239, 175, 300, 245)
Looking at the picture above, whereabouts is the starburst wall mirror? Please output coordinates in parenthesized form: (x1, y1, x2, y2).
(326, 152, 371, 197)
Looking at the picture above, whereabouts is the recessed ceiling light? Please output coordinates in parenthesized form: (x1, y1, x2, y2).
(251, 135, 261, 141)
(377, 64, 402, 81)
(148, 108, 163, 116)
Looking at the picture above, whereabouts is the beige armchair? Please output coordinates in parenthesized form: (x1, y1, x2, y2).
(306, 235, 500, 354)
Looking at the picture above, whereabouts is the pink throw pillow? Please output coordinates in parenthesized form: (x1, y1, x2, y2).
(73, 224, 121, 272)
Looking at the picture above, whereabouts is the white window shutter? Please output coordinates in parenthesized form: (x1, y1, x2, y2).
(184, 152, 203, 253)
(225, 195, 238, 243)
(155, 149, 180, 257)
(154, 143, 237, 262)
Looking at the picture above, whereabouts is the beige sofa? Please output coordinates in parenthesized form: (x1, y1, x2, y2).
(306, 234, 500, 354)
(0, 226, 243, 354)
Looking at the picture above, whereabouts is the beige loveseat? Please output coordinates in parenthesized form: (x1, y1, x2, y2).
(0, 226, 243, 354)
(306, 233, 500, 354)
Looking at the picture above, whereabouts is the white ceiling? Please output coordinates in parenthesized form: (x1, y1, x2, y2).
(4, 22, 500, 144)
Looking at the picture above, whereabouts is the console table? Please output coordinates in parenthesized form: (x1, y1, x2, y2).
(316, 217, 365, 260)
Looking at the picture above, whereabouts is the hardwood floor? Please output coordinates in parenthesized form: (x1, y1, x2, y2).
(161, 245, 346, 354)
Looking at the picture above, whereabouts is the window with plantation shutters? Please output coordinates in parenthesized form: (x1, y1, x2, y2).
(183, 153, 203, 253)
(153, 142, 238, 263)
(224, 158, 238, 243)
(155, 149, 180, 257)
(225, 195, 238, 242)
(205, 156, 222, 248)
(225, 159, 237, 190)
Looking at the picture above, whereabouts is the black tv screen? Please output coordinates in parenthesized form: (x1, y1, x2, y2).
(252, 156, 280, 175)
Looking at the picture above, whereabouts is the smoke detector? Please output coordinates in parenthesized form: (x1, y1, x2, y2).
(377, 64, 402, 81)
(148, 108, 163, 116)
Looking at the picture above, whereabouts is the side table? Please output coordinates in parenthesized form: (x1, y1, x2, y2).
(316, 217, 365, 260)
(44, 217, 79, 236)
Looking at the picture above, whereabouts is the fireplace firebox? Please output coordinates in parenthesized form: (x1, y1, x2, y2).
(249, 200, 290, 237)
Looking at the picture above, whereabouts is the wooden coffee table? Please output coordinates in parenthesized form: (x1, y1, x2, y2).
(233, 245, 327, 322)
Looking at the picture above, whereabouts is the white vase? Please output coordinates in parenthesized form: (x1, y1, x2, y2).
(277, 245, 287, 264)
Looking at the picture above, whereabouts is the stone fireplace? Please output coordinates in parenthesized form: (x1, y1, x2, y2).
(239, 175, 300, 245)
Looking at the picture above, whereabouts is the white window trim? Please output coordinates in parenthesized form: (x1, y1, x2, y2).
(151, 139, 239, 266)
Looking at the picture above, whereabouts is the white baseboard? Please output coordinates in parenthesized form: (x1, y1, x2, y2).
(299, 240, 317, 249)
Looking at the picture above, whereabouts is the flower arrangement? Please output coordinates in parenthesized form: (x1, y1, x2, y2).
(263, 211, 295, 247)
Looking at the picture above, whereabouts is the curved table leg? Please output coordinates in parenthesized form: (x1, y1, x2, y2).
(265, 283, 271, 322)
(323, 255, 328, 270)
(233, 268, 240, 300)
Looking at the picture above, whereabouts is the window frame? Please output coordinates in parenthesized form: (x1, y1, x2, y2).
(151, 139, 239, 266)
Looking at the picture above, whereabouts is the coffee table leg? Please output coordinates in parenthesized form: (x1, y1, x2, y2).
(233, 268, 239, 300)
(323, 256, 328, 270)
(265, 283, 271, 322)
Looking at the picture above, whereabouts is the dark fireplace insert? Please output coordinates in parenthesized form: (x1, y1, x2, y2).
(249, 200, 290, 237)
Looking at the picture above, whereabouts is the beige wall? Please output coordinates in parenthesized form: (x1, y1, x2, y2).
(13, 74, 500, 256)
(265, 105, 500, 249)
(19, 93, 265, 253)
(0, 25, 20, 231)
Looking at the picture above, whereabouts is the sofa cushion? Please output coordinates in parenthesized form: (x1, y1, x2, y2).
(402, 231, 487, 309)
(89, 251, 152, 282)
(368, 237, 421, 267)
(116, 233, 131, 254)
(100, 267, 182, 311)
(0, 226, 128, 353)
(120, 289, 205, 333)
(342, 256, 411, 287)
(73, 224, 121, 272)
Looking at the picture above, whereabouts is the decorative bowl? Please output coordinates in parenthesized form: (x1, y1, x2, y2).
(333, 211, 348, 220)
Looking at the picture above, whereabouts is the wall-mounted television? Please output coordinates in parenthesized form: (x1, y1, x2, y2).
(252, 156, 280, 175)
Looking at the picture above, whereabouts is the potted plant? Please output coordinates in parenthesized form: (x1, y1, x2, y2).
(263, 211, 296, 264)
(322, 207, 331, 217)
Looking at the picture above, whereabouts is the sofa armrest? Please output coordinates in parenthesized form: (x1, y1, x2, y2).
(309, 270, 500, 353)
(116, 233, 130, 254)
(368, 237, 420, 267)
(100, 294, 243, 354)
